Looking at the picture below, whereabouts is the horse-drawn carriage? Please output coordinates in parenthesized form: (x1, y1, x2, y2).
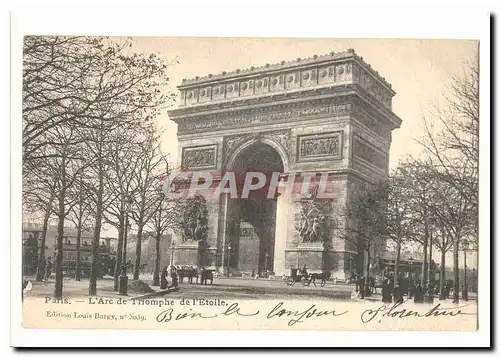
(284, 269, 326, 287)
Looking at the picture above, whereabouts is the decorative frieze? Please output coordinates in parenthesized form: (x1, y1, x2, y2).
(178, 99, 352, 134)
(181, 145, 217, 170)
(297, 132, 343, 162)
(239, 227, 254, 237)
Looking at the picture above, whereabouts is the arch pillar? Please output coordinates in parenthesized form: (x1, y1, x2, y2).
(273, 181, 291, 277)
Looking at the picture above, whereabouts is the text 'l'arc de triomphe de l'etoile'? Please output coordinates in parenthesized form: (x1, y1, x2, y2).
(167, 49, 402, 279)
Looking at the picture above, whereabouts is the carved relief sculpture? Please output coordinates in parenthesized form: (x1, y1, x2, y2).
(182, 146, 217, 169)
(295, 189, 333, 244)
(298, 132, 342, 161)
(179, 195, 209, 243)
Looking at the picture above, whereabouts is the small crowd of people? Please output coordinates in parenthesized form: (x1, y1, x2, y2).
(380, 279, 436, 304)
(351, 273, 445, 304)
(160, 265, 179, 290)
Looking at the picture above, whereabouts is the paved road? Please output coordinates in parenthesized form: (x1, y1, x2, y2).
(23, 274, 354, 301)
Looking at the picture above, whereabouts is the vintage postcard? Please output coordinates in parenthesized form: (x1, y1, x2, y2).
(10, 6, 490, 348)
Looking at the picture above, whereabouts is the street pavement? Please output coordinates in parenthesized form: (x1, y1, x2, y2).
(23, 273, 354, 301)
(23, 273, 477, 303)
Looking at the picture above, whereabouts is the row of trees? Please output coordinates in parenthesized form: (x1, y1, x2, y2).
(341, 59, 479, 303)
(22, 36, 179, 297)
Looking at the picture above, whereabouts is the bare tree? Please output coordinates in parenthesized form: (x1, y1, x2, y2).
(385, 165, 415, 287)
(23, 37, 106, 163)
(43, 126, 89, 298)
(432, 217, 454, 300)
(402, 160, 438, 286)
(146, 175, 180, 286)
(68, 168, 95, 281)
(336, 181, 387, 296)
(72, 39, 172, 296)
(23, 35, 177, 297)
(419, 58, 479, 303)
(101, 127, 142, 290)
(23, 154, 57, 282)
(130, 130, 167, 280)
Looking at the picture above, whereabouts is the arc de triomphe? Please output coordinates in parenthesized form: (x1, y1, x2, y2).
(168, 49, 402, 279)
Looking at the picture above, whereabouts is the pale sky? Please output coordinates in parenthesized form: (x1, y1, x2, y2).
(129, 37, 478, 170)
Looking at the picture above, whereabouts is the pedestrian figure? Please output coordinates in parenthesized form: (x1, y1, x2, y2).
(301, 264, 308, 279)
(444, 284, 451, 299)
(371, 277, 377, 294)
(461, 284, 469, 301)
(426, 284, 435, 303)
(409, 282, 415, 299)
(381, 279, 393, 303)
(351, 273, 359, 292)
(414, 285, 424, 303)
(170, 265, 178, 288)
(160, 266, 169, 289)
(44, 257, 52, 281)
(393, 283, 403, 304)
(359, 276, 365, 299)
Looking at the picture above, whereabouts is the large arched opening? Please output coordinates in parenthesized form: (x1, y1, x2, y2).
(224, 142, 285, 275)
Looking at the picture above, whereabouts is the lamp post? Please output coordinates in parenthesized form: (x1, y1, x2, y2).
(264, 252, 269, 276)
(408, 256, 414, 298)
(350, 258, 359, 293)
(170, 240, 175, 266)
(461, 239, 469, 301)
(472, 268, 477, 293)
(408, 256, 414, 281)
(122, 216, 130, 267)
(226, 243, 232, 278)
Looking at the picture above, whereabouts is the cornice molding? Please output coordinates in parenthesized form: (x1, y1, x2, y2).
(179, 49, 394, 93)
(173, 51, 397, 112)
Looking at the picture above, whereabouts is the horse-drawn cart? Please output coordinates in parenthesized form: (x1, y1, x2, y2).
(284, 269, 326, 287)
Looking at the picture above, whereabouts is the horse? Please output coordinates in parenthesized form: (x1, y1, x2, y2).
(198, 269, 213, 285)
(308, 272, 327, 287)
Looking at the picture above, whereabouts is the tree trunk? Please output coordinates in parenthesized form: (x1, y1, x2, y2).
(54, 187, 66, 299)
(133, 225, 144, 280)
(75, 217, 82, 281)
(439, 249, 446, 300)
(453, 237, 460, 303)
(113, 217, 124, 291)
(153, 233, 161, 286)
(365, 249, 371, 296)
(421, 231, 428, 286)
(35, 203, 51, 282)
(393, 234, 402, 288)
(123, 216, 129, 265)
(428, 231, 433, 286)
(89, 163, 104, 296)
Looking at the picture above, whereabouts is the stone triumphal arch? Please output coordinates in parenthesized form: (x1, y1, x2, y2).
(168, 49, 402, 279)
